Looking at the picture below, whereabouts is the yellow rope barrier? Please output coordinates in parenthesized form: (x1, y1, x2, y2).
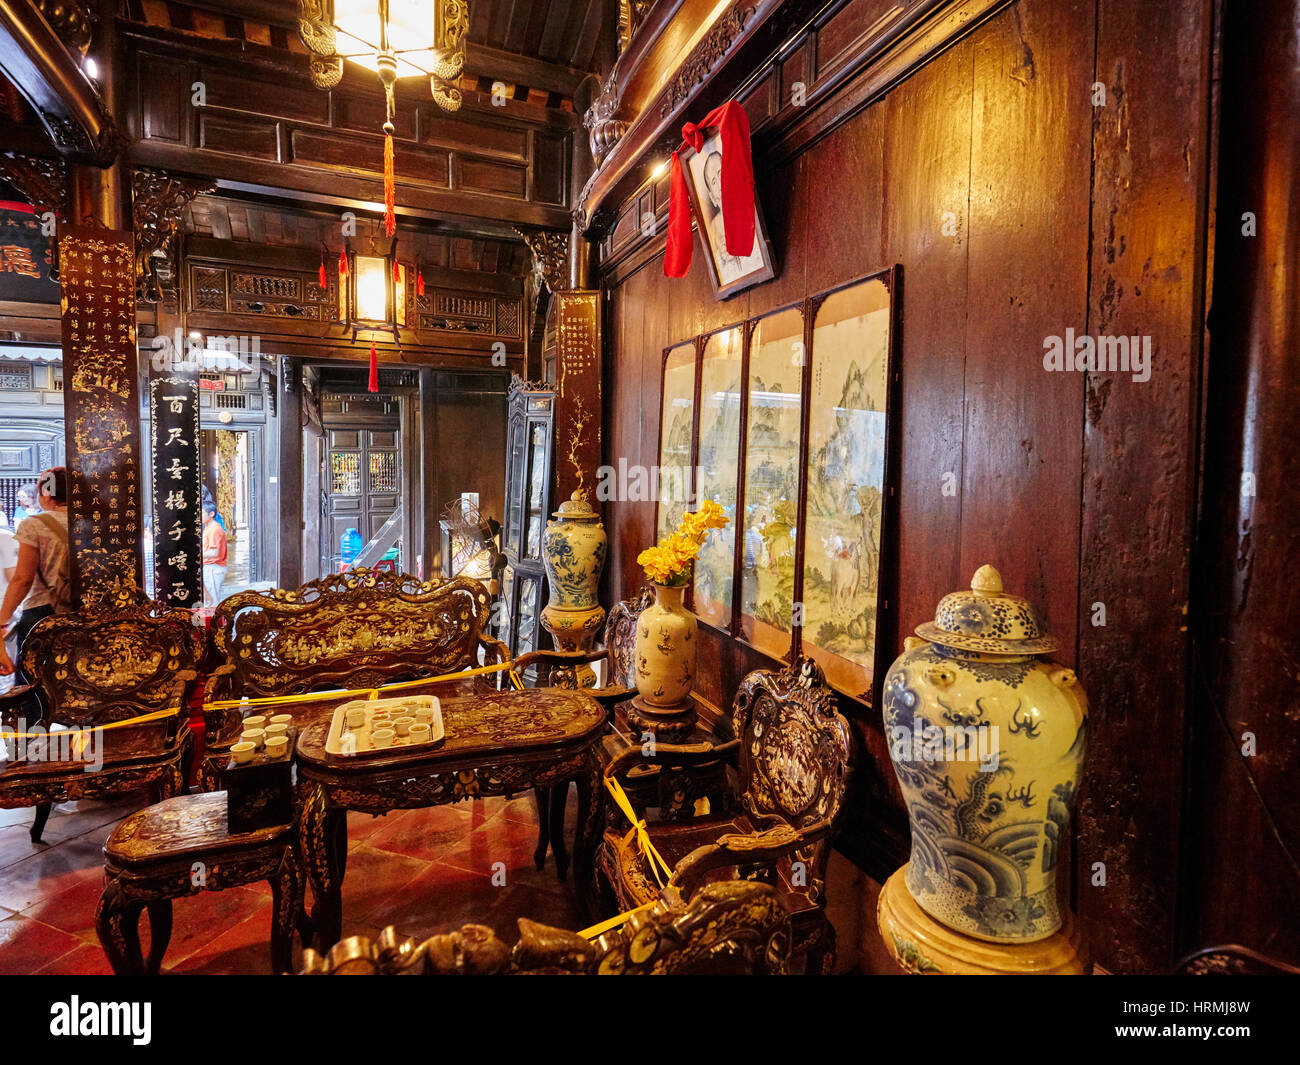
(204, 660, 515, 711)
(0, 705, 183, 757)
(573, 777, 677, 940)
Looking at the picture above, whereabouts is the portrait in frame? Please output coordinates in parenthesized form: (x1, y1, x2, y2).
(681, 131, 777, 300)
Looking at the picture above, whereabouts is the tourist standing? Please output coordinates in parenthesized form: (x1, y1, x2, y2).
(0, 468, 71, 683)
(202, 504, 228, 609)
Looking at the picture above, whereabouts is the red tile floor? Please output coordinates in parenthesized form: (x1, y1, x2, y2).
(0, 792, 583, 975)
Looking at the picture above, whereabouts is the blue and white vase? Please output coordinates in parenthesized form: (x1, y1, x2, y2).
(882, 564, 1088, 943)
(541, 491, 607, 679)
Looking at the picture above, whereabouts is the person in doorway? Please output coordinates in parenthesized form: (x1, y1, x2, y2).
(201, 484, 226, 531)
(12, 484, 38, 526)
(0, 468, 70, 684)
(202, 504, 228, 609)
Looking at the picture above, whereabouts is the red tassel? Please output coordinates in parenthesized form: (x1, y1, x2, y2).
(393, 261, 402, 284)
(339, 248, 348, 276)
(318, 252, 327, 290)
(416, 269, 424, 297)
(368, 340, 378, 393)
(383, 131, 396, 237)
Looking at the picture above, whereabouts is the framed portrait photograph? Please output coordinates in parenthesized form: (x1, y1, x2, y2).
(681, 131, 777, 300)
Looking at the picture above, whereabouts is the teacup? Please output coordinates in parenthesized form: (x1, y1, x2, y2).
(266, 723, 289, 739)
(231, 741, 256, 764)
(344, 707, 367, 728)
(371, 728, 395, 749)
(413, 707, 434, 724)
(242, 715, 267, 730)
(270, 714, 293, 727)
(408, 723, 431, 743)
(265, 736, 289, 758)
(393, 716, 413, 736)
(240, 728, 265, 749)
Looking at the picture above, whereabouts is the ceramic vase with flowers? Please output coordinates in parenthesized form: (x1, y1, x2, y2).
(631, 502, 729, 735)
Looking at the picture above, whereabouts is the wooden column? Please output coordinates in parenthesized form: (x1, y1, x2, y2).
(553, 290, 602, 505)
(58, 225, 143, 605)
(276, 356, 303, 590)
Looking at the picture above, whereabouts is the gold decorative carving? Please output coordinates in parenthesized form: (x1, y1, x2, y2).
(516, 228, 570, 294)
(130, 168, 217, 304)
(659, 4, 757, 118)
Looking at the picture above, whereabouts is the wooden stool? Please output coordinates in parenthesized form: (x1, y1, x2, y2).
(96, 791, 304, 974)
(877, 865, 1090, 975)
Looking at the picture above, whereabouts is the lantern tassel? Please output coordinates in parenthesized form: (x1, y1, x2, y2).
(383, 128, 396, 237)
(368, 340, 378, 393)
(416, 268, 424, 297)
(339, 248, 348, 276)
(318, 250, 327, 290)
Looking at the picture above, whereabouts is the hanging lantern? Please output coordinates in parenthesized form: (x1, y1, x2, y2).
(299, 2, 469, 234)
(338, 236, 404, 350)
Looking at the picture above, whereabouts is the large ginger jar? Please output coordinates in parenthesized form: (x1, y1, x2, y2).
(634, 584, 695, 708)
(541, 491, 607, 671)
(883, 564, 1087, 943)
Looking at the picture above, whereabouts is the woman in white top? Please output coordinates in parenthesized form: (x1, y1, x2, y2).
(0, 518, 16, 694)
(0, 467, 70, 683)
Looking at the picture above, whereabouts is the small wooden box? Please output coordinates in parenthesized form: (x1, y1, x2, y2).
(225, 727, 296, 833)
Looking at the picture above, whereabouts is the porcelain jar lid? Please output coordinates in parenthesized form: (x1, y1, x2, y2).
(914, 564, 1060, 655)
(551, 489, 599, 522)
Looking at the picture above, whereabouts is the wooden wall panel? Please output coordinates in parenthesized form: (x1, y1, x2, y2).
(961, 0, 1091, 655)
(599, 0, 1216, 967)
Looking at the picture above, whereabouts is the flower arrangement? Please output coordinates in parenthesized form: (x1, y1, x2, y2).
(637, 500, 729, 587)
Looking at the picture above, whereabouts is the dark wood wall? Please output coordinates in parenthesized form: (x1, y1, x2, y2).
(599, 0, 1217, 973)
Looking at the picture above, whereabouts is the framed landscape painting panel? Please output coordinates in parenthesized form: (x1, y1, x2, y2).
(692, 327, 744, 630)
(681, 131, 777, 300)
(799, 270, 898, 702)
(738, 306, 804, 658)
(657, 342, 699, 542)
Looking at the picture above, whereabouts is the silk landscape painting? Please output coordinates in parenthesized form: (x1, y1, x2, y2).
(657, 342, 698, 542)
(739, 307, 804, 657)
(800, 275, 894, 697)
(692, 328, 743, 629)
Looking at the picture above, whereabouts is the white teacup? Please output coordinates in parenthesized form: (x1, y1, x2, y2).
(413, 707, 434, 724)
(344, 707, 367, 728)
(265, 735, 289, 758)
(242, 715, 267, 730)
(231, 741, 256, 764)
(266, 724, 289, 743)
(393, 716, 413, 736)
(240, 728, 265, 750)
(408, 723, 431, 743)
(370, 728, 395, 749)
(270, 714, 293, 727)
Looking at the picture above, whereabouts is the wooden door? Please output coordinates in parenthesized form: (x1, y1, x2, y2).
(324, 425, 401, 571)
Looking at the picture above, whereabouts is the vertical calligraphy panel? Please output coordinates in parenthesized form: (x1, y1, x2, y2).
(554, 290, 602, 506)
(58, 226, 143, 605)
(149, 368, 203, 609)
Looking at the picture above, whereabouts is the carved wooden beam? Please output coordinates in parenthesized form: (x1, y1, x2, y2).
(0, 0, 120, 163)
(130, 167, 216, 304)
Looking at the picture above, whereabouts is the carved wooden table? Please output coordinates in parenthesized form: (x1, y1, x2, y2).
(293, 686, 606, 950)
(96, 790, 303, 974)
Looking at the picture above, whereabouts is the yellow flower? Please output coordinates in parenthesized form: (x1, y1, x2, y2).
(639, 500, 730, 585)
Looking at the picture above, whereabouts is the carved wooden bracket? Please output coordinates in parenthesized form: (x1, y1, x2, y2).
(34, 0, 95, 54)
(0, 153, 69, 219)
(130, 167, 216, 304)
(516, 227, 571, 295)
(583, 71, 628, 165)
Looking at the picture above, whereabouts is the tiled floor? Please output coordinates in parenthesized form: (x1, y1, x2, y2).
(0, 791, 582, 975)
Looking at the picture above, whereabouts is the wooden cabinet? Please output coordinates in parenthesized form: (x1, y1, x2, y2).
(498, 379, 555, 660)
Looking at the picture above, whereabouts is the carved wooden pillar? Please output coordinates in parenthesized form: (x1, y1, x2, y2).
(130, 168, 215, 606)
(58, 225, 143, 606)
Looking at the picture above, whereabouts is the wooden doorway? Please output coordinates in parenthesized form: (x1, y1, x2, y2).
(320, 395, 402, 574)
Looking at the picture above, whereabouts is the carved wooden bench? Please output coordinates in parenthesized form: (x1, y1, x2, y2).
(0, 596, 203, 842)
(200, 569, 508, 789)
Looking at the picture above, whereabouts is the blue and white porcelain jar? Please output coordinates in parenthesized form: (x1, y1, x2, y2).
(883, 564, 1088, 943)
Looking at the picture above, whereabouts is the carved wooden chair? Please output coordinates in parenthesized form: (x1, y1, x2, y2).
(201, 569, 509, 788)
(0, 596, 203, 842)
(511, 585, 654, 875)
(597, 657, 854, 974)
(300, 880, 790, 975)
